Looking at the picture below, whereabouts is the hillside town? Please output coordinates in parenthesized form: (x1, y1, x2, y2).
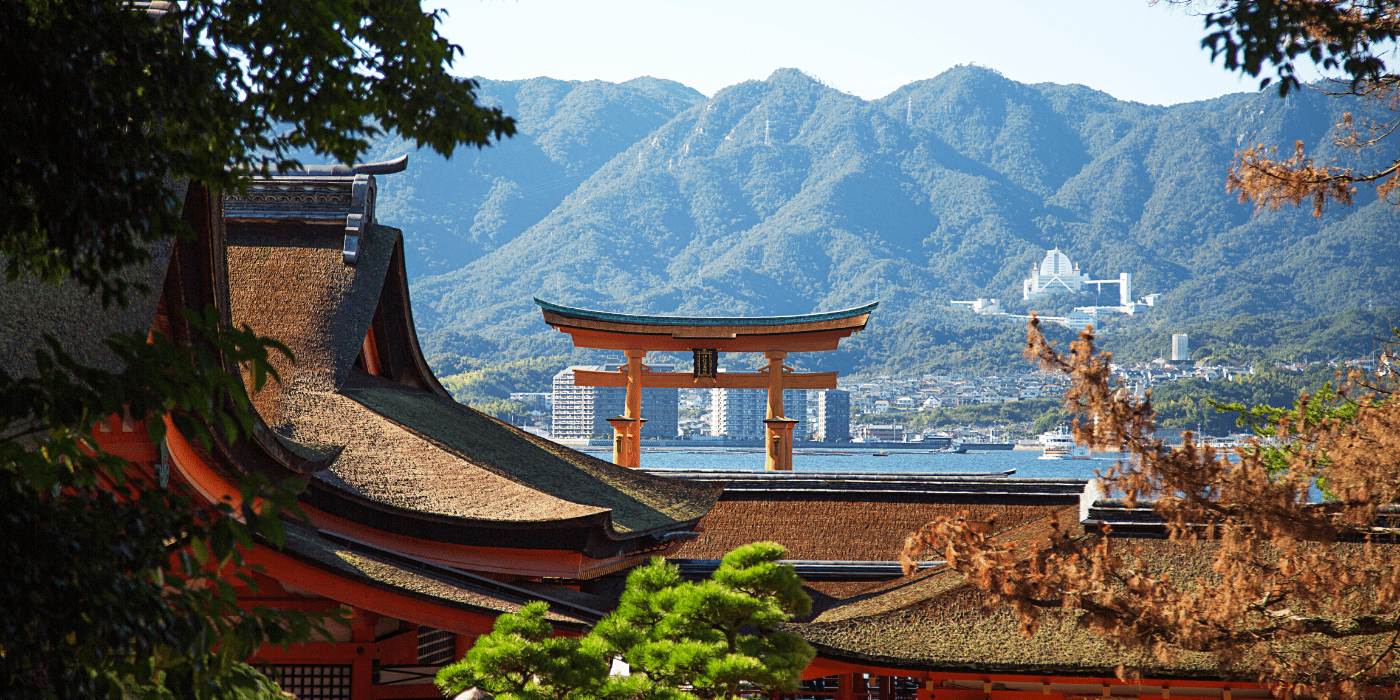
(507, 334, 1380, 445)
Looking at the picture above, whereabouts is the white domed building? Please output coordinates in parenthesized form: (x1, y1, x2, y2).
(1022, 248, 1090, 301)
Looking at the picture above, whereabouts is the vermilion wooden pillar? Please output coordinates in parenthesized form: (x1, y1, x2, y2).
(608, 349, 647, 468)
(350, 609, 380, 700)
(836, 673, 857, 700)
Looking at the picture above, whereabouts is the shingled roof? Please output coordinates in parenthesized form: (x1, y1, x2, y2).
(278, 520, 599, 630)
(785, 506, 1223, 677)
(663, 472, 1087, 562)
(221, 176, 717, 556)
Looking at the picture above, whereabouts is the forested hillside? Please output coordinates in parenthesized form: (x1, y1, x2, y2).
(358, 76, 707, 278)
(335, 67, 1397, 376)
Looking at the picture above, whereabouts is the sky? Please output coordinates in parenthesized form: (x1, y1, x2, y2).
(427, 0, 1286, 107)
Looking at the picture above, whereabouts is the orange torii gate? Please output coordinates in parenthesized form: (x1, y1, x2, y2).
(535, 299, 877, 470)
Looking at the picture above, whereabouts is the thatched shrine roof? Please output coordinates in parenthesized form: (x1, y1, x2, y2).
(222, 214, 718, 553)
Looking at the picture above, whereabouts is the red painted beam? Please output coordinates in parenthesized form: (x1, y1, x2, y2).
(555, 326, 859, 353)
(253, 641, 375, 663)
(372, 686, 448, 699)
(242, 544, 502, 637)
(573, 369, 838, 390)
(237, 597, 349, 613)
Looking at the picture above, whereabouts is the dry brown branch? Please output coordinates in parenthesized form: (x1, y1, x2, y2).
(901, 317, 1400, 698)
(1229, 69, 1400, 215)
(1228, 141, 1362, 215)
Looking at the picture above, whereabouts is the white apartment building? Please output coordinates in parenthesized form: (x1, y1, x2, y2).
(813, 389, 850, 441)
(710, 387, 807, 440)
(551, 364, 678, 439)
(1172, 334, 1190, 362)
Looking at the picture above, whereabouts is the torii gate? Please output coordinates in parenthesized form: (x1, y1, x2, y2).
(536, 299, 877, 471)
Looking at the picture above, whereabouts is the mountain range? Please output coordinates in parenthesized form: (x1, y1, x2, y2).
(349, 66, 1400, 375)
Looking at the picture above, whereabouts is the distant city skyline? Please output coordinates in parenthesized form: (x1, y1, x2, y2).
(426, 0, 1324, 107)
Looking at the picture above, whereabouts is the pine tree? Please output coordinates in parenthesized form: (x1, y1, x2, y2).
(437, 542, 815, 700)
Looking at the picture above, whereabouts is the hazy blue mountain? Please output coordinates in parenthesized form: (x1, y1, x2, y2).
(358, 67, 1397, 373)
(355, 76, 706, 278)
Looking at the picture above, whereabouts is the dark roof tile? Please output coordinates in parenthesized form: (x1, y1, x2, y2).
(225, 218, 717, 536)
(280, 520, 595, 627)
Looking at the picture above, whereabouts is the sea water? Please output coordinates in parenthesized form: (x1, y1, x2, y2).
(581, 447, 1124, 480)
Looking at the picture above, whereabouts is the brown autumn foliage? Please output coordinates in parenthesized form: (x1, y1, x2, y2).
(1216, 2, 1400, 214)
(902, 317, 1400, 698)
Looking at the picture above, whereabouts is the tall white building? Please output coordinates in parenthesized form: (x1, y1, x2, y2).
(1171, 334, 1190, 362)
(1022, 248, 1090, 301)
(813, 389, 851, 441)
(787, 389, 807, 441)
(710, 387, 807, 440)
(710, 388, 764, 440)
(551, 364, 677, 439)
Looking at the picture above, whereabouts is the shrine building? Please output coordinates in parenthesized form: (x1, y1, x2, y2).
(5, 158, 718, 698)
(9, 155, 1382, 700)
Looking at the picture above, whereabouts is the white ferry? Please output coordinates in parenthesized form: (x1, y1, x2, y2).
(1038, 427, 1090, 460)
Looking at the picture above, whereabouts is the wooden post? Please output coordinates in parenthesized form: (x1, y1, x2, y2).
(623, 349, 646, 467)
(351, 653, 372, 700)
(836, 673, 856, 700)
(763, 351, 796, 471)
(349, 609, 379, 700)
(625, 349, 645, 420)
(607, 416, 643, 469)
(765, 417, 781, 471)
(764, 417, 797, 471)
(764, 351, 786, 419)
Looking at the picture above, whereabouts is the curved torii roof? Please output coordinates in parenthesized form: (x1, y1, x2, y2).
(534, 298, 879, 352)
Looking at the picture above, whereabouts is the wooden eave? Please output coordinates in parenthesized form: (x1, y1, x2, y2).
(801, 656, 1256, 688)
(241, 533, 597, 635)
(536, 298, 876, 352)
(159, 194, 713, 565)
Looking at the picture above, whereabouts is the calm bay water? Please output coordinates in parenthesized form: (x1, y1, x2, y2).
(579, 447, 1122, 480)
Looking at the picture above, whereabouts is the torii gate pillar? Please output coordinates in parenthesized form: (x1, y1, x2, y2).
(763, 351, 799, 471)
(608, 349, 648, 469)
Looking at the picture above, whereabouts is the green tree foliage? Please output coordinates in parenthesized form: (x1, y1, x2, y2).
(1099, 307, 1400, 366)
(436, 543, 815, 700)
(436, 356, 573, 402)
(0, 310, 325, 699)
(853, 398, 1066, 434)
(841, 305, 1396, 379)
(2, 0, 514, 696)
(432, 355, 573, 420)
(5, 0, 512, 307)
(1150, 365, 1337, 435)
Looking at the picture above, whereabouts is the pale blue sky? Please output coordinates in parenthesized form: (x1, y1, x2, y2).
(428, 0, 1285, 106)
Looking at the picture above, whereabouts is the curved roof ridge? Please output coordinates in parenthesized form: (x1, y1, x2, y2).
(534, 298, 879, 327)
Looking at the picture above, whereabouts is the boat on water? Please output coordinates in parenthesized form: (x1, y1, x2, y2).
(1038, 427, 1090, 460)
